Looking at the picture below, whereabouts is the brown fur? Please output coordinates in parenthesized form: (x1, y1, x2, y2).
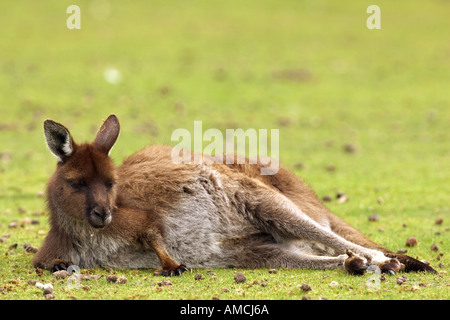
(33, 115, 436, 276)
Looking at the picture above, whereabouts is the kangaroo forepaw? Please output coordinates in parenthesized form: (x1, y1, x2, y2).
(154, 264, 188, 277)
(51, 259, 74, 273)
(379, 258, 404, 276)
(344, 250, 368, 275)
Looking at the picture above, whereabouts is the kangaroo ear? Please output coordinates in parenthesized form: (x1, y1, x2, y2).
(44, 119, 74, 163)
(93, 114, 120, 155)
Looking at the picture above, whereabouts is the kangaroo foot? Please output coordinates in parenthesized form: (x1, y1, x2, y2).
(51, 259, 74, 273)
(385, 253, 437, 273)
(154, 264, 188, 277)
(344, 250, 368, 275)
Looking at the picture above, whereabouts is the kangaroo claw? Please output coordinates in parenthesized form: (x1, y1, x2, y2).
(50, 259, 74, 273)
(154, 264, 188, 277)
(380, 258, 403, 275)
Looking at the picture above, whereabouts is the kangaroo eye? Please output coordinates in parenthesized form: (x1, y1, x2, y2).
(68, 180, 86, 190)
(105, 181, 115, 190)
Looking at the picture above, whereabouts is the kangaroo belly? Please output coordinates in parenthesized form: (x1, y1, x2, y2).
(161, 193, 261, 268)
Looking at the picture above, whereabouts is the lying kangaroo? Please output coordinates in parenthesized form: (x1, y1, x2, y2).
(33, 114, 436, 276)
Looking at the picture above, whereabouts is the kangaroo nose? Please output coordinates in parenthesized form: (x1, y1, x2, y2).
(93, 207, 105, 219)
(89, 207, 112, 228)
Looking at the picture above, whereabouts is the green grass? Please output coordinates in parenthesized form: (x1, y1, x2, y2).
(0, 0, 449, 300)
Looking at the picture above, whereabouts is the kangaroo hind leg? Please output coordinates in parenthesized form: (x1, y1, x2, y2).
(232, 242, 348, 270)
(241, 182, 400, 274)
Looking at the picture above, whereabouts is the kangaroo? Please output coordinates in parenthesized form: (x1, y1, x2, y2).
(33, 114, 436, 276)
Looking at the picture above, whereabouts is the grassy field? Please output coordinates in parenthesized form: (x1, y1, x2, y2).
(0, 0, 449, 301)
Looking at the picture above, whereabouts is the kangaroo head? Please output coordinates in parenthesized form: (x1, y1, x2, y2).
(44, 115, 120, 229)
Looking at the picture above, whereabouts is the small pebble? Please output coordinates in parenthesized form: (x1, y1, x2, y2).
(53, 270, 69, 279)
(293, 162, 304, 170)
(8, 221, 18, 228)
(397, 249, 408, 254)
(405, 237, 418, 247)
(106, 275, 118, 283)
(329, 281, 339, 287)
(260, 282, 268, 287)
(322, 195, 332, 202)
(35, 282, 44, 289)
(396, 275, 407, 285)
(234, 272, 246, 284)
(0, 234, 11, 242)
(268, 269, 277, 274)
(431, 243, 439, 251)
(435, 218, 443, 225)
(116, 276, 127, 284)
(336, 193, 348, 203)
(368, 214, 379, 222)
(300, 283, 312, 292)
(194, 273, 203, 280)
(23, 243, 38, 253)
(43, 286, 53, 295)
(419, 282, 428, 287)
(43, 284, 53, 290)
(343, 144, 357, 153)
(158, 279, 172, 286)
(44, 293, 55, 300)
(21, 218, 32, 225)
